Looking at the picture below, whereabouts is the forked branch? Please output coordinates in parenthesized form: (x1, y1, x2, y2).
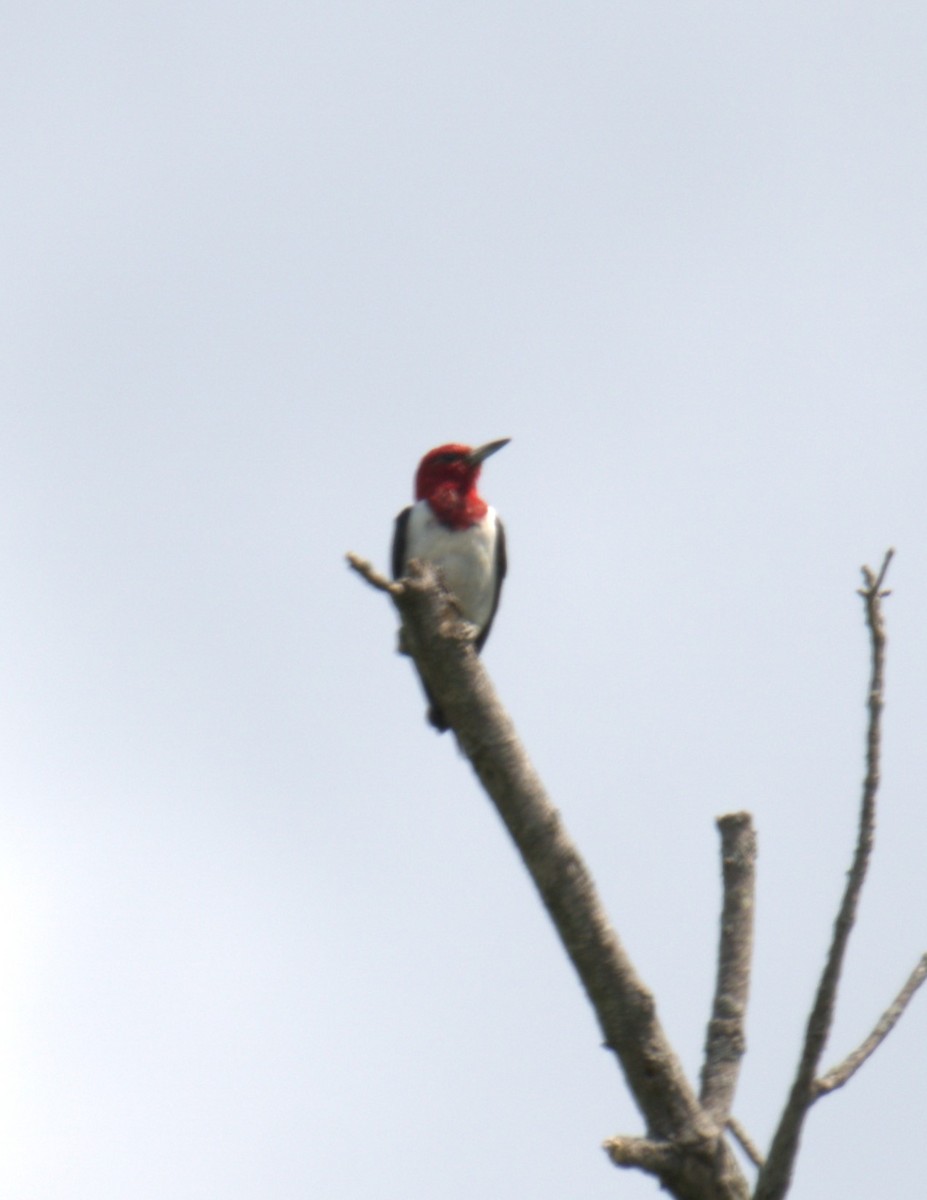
(350, 546, 917, 1200)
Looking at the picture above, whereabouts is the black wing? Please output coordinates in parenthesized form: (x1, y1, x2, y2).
(391, 504, 448, 731)
(391, 506, 412, 579)
(474, 515, 507, 653)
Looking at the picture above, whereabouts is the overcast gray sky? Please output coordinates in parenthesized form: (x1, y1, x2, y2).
(2, 4, 926, 1198)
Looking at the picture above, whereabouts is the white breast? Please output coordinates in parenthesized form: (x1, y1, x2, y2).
(403, 500, 500, 631)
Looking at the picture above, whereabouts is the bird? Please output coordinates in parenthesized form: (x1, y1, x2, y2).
(392, 439, 509, 732)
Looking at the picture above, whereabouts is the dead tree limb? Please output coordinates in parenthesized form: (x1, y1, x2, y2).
(700, 812, 756, 1125)
(754, 549, 894, 1200)
(350, 546, 918, 1199)
(348, 552, 748, 1200)
(812, 952, 927, 1100)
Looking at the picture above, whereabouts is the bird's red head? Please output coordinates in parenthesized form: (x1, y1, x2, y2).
(414, 439, 510, 530)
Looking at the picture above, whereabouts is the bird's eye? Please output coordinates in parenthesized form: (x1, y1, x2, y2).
(438, 452, 461, 463)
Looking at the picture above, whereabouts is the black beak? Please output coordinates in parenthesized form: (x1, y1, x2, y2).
(467, 438, 511, 467)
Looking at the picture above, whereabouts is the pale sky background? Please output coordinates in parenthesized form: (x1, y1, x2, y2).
(2, 4, 926, 1198)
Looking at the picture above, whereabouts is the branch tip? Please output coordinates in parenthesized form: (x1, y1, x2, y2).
(860, 547, 895, 596)
(603, 1135, 677, 1176)
(345, 551, 403, 596)
(700, 813, 756, 1122)
(755, 551, 893, 1200)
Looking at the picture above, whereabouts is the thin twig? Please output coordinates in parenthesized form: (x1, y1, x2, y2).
(725, 1115, 764, 1169)
(700, 813, 757, 1123)
(813, 952, 927, 1100)
(754, 549, 894, 1200)
(346, 551, 403, 595)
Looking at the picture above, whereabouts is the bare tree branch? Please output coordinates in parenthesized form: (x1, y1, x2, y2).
(725, 1115, 764, 1169)
(604, 1135, 681, 1176)
(812, 952, 927, 1100)
(754, 549, 894, 1200)
(700, 812, 756, 1124)
(346, 552, 403, 596)
(603, 1132, 749, 1200)
(349, 552, 748, 1200)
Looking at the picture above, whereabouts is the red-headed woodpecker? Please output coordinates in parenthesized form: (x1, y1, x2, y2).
(392, 439, 509, 732)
